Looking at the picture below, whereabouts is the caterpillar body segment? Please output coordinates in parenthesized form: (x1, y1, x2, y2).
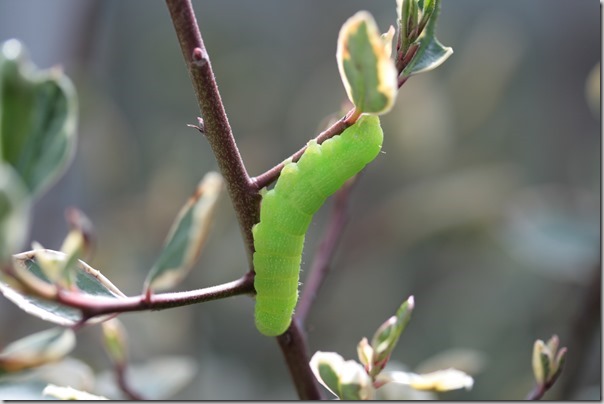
(253, 115, 384, 336)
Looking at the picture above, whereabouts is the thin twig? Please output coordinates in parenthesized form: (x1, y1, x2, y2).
(251, 108, 361, 190)
(60, 272, 254, 321)
(525, 363, 565, 400)
(296, 176, 358, 324)
(2, 259, 254, 320)
(115, 363, 145, 401)
(0, 271, 255, 323)
(559, 264, 600, 399)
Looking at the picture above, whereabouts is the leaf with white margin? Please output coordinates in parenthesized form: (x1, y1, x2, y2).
(310, 351, 375, 400)
(400, 0, 453, 77)
(377, 368, 474, 392)
(144, 172, 223, 292)
(0, 249, 125, 326)
(336, 11, 398, 114)
(0, 328, 75, 373)
(0, 39, 78, 197)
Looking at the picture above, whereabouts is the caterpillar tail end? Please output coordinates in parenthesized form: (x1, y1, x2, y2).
(254, 311, 292, 337)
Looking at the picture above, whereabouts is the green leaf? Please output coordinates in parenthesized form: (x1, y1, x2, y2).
(356, 337, 374, 373)
(338, 360, 374, 400)
(309, 351, 374, 400)
(0, 39, 78, 197)
(0, 328, 75, 373)
(144, 172, 223, 292)
(101, 318, 128, 365)
(309, 351, 345, 398)
(401, 0, 453, 77)
(371, 296, 414, 370)
(551, 347, 567, 383)
(397, 0, 415, 53)
(371, 317, 397, 360)
(0, 357, 95, 398)
(0, 249, 125, 326)
(336, 11, 397, 114)
(531, 339, 546, 385)
(0, 163, 30, 261)
(31, 242, 76, 289)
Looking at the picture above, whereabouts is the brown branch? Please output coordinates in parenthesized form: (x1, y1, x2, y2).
(277, 318, 324, 400)
(296, 176, 358, 324)
(56, 272, 255, 321)
(165, 0, 260, 263)
(559, 264, 600, 399)
(164, 2, 323, 399)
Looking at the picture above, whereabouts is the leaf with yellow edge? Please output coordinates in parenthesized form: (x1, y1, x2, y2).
(336, 11, 397, 114)
(377, 368, 474, 392)
(0, 328, 75, 374)
(144, 172, 223, 292)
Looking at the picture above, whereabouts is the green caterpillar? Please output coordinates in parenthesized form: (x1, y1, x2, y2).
(253, 115, 384, 336)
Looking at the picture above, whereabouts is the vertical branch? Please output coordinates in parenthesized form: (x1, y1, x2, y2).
(164, 1, 322, 400)
(165, 0, 260, 263)
(277, 318, 324, 400)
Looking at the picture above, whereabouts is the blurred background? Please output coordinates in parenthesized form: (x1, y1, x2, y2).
(0, 0, 600, 400)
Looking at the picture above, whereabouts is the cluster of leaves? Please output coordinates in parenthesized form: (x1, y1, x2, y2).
(335, 0, 452, 116)
(0, 38, 222, 399)
(309, 297, 474, 400)
(529, 335, 568, 399)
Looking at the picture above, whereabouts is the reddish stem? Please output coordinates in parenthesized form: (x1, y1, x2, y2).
(53, 272, 255, 321)
(115, 362, 145, 401)
(296, 176, 357, 324)
(251, 108, 362, 190)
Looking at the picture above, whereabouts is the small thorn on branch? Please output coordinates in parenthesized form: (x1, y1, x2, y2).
(187, 117, 206, 134)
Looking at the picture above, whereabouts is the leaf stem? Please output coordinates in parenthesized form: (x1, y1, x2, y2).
(525, 383, 549, 400)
